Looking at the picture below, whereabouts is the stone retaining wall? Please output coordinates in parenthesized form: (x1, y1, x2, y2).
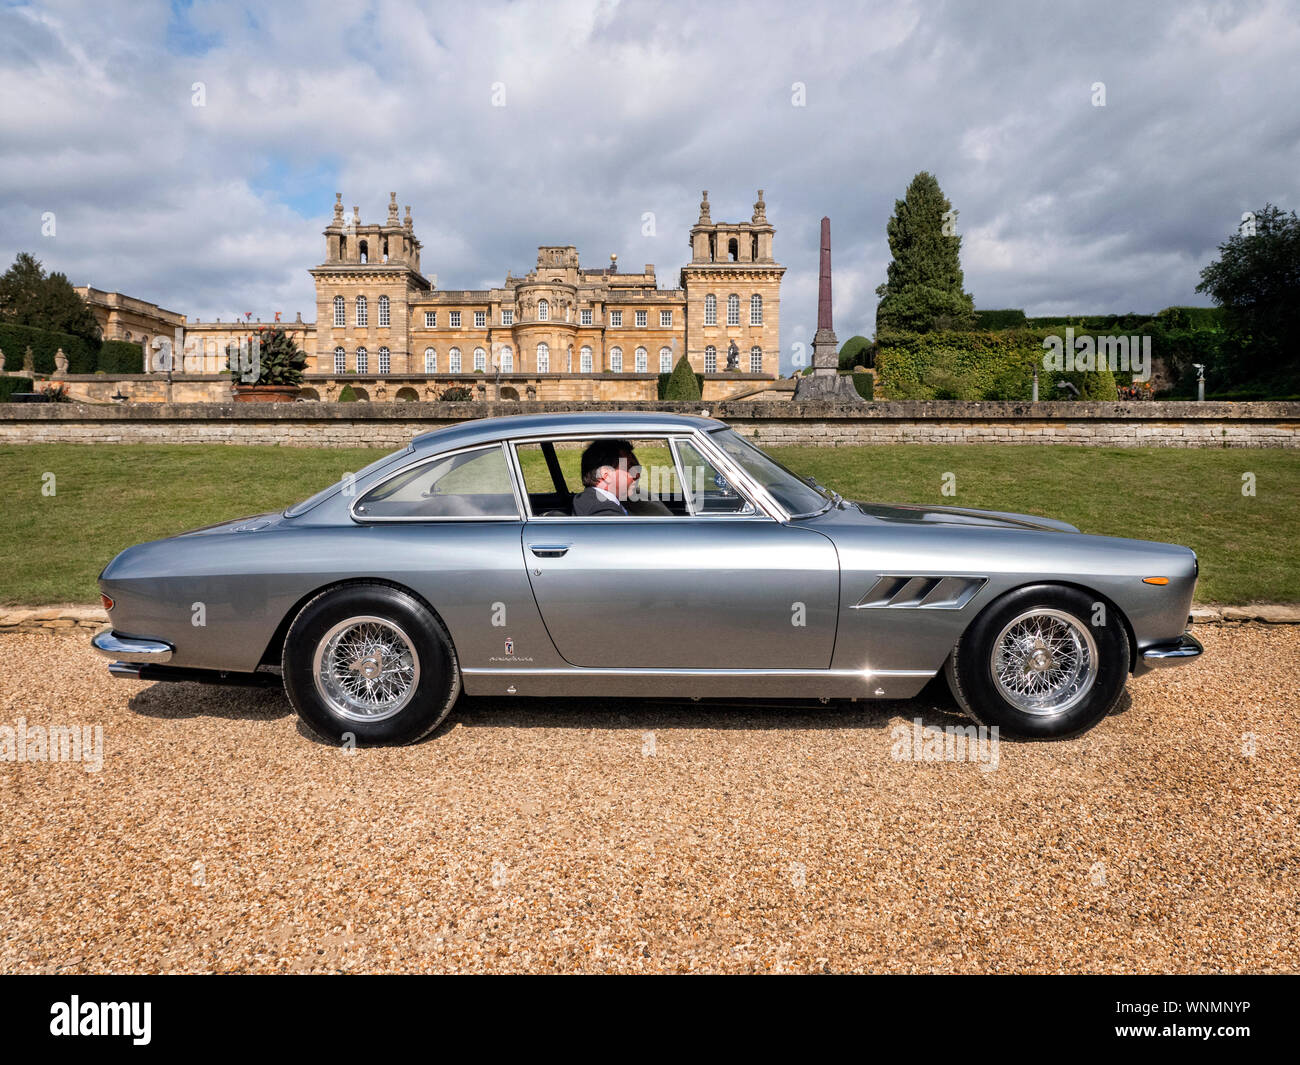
(1, 400, 1297, 448)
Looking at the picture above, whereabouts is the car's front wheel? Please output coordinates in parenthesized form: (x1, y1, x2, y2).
(944, 584, 1129, 739)
(281, 582, 460, 745)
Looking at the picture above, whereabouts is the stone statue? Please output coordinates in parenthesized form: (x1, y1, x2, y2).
(726, 339, 739, 371)
(54, 348, 68, 377)
(0, 346, 5, 373)
(23, 346, 34, 373)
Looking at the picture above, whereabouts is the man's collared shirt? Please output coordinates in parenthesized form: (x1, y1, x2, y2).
(593, 485, 627, 513)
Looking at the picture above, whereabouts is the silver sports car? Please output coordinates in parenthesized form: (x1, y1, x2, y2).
(92, 411, 1202, 743)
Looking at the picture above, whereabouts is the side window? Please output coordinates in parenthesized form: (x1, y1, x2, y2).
(353, 445, 518, 520)
(674, 439, 756, 516)
(514, 438, 688, 517)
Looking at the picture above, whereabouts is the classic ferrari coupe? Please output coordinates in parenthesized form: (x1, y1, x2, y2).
(93, 411, 1202, 743)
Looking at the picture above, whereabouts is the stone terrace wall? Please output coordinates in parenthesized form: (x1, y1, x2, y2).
(1, 400, 1297, 448)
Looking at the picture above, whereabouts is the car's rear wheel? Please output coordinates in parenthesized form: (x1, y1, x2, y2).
(281, 582, 460, 745)
(944, 584, 1129, 739)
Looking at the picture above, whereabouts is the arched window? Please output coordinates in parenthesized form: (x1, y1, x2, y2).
(537, 299, 549, 322)
(726, 294, 740, 326)
(474, 347, 487, 372)
(659, 346, 673, 373)
(750, 294, 763, 325)
(704, 294, 717, 326)
(359, 240, 369, 264)
(424, 348, 437, 374)
(500, 346, 514, 372)
(382, 239, 389, 263)
(635, 346, 648, 372)
(536, 343, 549, 373)
(356, 347, 368, 373)
(334, 347, 346, 374)
(750, 346, 763, 373)
(378, 295, 390, 328)
(704, 345, 717, 373)
(727, 237, 738, 261)
(333, 296, 345, 327)
(610, 346, 623, 373)
(355, 295, 368, 327)
(448, 347, 462, 373)
(378, 347, 391, 374)
(580, 346, 593, 373)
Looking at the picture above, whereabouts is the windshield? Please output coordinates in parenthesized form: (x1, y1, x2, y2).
(708, 428, 832, 516)
(283, 445, 414, 517)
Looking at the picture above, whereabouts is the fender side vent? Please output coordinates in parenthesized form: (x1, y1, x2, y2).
(852, 575, 987, 610)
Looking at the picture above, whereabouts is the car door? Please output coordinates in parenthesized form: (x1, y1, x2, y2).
(517, 435, 840, 670)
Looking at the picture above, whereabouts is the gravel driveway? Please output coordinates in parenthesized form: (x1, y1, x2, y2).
(2, 624, 1296, 974)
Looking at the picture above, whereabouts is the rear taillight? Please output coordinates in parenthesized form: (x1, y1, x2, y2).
(100, 593, 114, 612)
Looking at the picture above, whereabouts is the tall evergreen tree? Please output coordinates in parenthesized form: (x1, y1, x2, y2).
(0, 251, 102, 343)
(874, 172, 975, 334)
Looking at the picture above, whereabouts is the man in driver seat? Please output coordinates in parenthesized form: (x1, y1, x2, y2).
(573, 439, 641, 516)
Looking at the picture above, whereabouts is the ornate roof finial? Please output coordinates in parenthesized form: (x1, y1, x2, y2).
(333, 193, 343, 223)
(404, 204, 412, 230)
(352, 205, 360, 227)
(388, 192, 399, 223)
(698, 190, 711, 224)
(752, 189, 767, 223)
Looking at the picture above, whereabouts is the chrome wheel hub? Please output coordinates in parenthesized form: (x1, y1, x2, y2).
(312, 615, 420, 723)
(991, 608, 1098, 716)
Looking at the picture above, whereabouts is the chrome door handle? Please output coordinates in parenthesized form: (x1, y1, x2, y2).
(530, 544, 570, 557)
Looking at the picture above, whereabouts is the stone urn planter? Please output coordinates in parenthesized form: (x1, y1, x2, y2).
(233, 384, 301, 402)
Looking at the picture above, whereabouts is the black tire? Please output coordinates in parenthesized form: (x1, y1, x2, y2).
(944, 584, 1129, 739)
(281, 582, 460, 745)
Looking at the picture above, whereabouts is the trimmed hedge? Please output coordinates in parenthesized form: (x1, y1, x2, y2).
(98, 339, 145, 373)
(848, 370, 874, 399)
(972, 309, 1027, 330)
(0, 322, 98, 375)
(338, 384, 358, 402)
(661, 356, 703, 400)
(838, 335, 873, 370)
(0, 375, 34, 402)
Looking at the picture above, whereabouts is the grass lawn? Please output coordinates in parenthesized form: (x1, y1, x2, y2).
(1, 443, 1295, 605)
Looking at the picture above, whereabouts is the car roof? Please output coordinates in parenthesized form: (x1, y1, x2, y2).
(409, 411, 726, 451)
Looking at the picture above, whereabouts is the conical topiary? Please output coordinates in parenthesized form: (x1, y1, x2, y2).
(338, 383, 358, 402)
(664, 354, 701, 400)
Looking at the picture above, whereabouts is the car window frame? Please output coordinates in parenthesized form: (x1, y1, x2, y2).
(348, 441, 526, 524)
(506, 431, 778, 522)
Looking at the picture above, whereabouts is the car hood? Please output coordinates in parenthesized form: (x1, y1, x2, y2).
(847, 500, 1081, 534)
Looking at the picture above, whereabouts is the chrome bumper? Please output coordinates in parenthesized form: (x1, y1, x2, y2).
(1142, 632, 1203, 667)
(91, 627, 174, 664)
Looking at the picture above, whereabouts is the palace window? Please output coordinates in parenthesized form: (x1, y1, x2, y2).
(474, 347, 487, 372)
(538, 299, 549, 322)
(356, 295, 367, 327)
(424, 348, 437, 373)
(449, 347, 462, 373)
(449, 311, 461, 328)
(750, 294, 763, 325)
(610, 346, 623, 372)
(635, 310, 647, 328)
(580, 346, 593, 373)
(704, 345, 717, 373)
(378, 295, 390, 327)
(659, 346, 673, 372)
(660, 310, 672, 327)
(610, 310, 622, 327)
(356, 347, 368, 373)
(727, 294, 740, 326)
(580, 309, 592, 326)
(501, 309, 514, 326)
(537, 343, 549, 373)
(499, 346, 513, 372)
(333, 296, 345, 327)
(635, 347, 648, 372)
(334, 347, 346, 374)
(424, 311, 436, 328)
(378, 347, 391, 374)
(704, 294, 716, 326)
(474, 310, 486, 328)
(750, 346, 763, 373)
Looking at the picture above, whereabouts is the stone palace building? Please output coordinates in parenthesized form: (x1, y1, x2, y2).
(74, 190, 787, 403)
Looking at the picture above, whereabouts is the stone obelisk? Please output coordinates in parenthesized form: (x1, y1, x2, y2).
(794, 216, 862, 401)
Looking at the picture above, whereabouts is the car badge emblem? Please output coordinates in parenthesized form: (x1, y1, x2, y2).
(504, 638, 514, 655)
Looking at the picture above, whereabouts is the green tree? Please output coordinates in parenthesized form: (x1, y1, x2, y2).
(663, 354, 702, 400)
(0, 252, 102, 344)
(838, 334, 872, 369)
(1195, 203, 1300, 392)
(875, 172, 975, 334)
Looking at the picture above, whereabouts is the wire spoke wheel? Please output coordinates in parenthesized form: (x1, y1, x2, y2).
(312, 615, 420, 723)
(990, 608, 1098, 716)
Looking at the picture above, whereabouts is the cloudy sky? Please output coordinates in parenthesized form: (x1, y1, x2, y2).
(2, 0, 1297, 373)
